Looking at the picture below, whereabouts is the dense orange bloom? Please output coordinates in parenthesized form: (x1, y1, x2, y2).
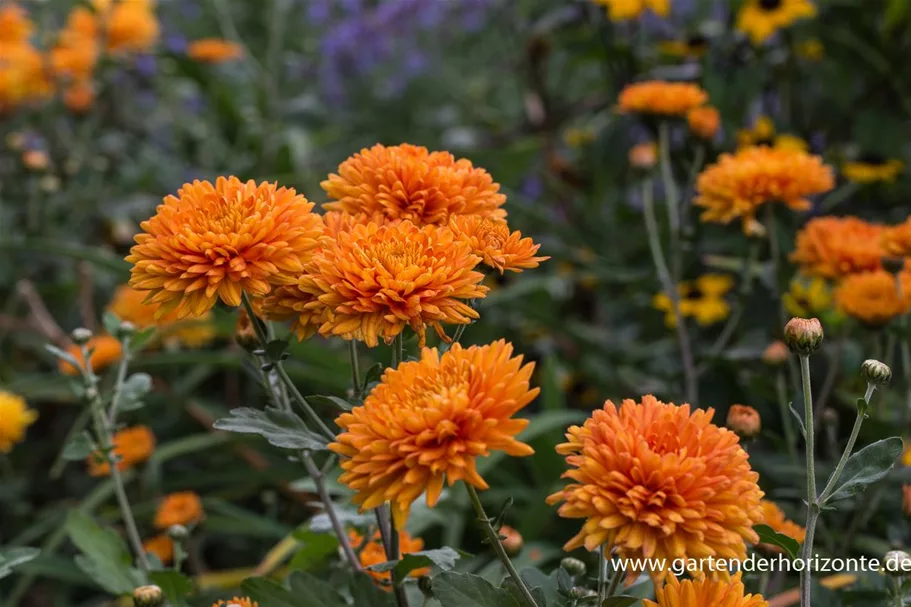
(62, 81, 95, 113)
(758, 500, 805, 553)
(547, 395, 764, 581)
(835, 270, 911, 326)
(0, 390, 37, 453)
(188, 38, 243, 63)
(87, 425, 156, 476)
(617, 81, 708, 117)
(448, 215, 548, 274)
(262, 220, 486, 347)
(212, 599, 257, 607)
(726, 405, 761, 438)
(790, 216, 884, 279)
(93, 0, 159, 53)
(695, 146, 834, 232)
(0, 3, 33, 44)
(330, 341, 538, 528)
(154, 491, 205, 529)
(0, 42, 49, 112)
(142, 534, 173, 564)
(644, 573, 768, 607)
(59, 335, 123, 375)
(348, 529, 429, 584)
(126, 177, 325, 318)
(688, 106, 720, 139)
(882, 218, 911, 258)
(108, 284, 215, 348)
(322, 143, 507, 225)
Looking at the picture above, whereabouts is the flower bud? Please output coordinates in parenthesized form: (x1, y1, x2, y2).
(761, 340, 789, 366)
(568, 587, 597, 599)
(71, 327, 93, 345)
(22, 149, 49, 171)
(861, 359, 891, 386)
(234, 308, 259, 352)
(117, 321, 137, 340)
(629, 142, 657, 170)
(783, 317, 824, 355)
(744, 218, 767, 239)
(499, 525, 523, 556)
(726, 405, 761, 438)
(167, 524, 189, 541)
(884, 550, 911, 576)
(132, 585, 164, 607)
(560, 557, 586, 576)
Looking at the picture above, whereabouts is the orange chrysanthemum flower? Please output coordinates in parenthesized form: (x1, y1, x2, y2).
(142, 534, 173, 565)
(790, 216, 884, 279)
(695, 146, 834, 232)
(547, 395, 764, 581)
(448, 215, 549, 274)
(92, 0, 159, 53)
(688, 105, 720, 139)
(835, 270, 911, 327)
(212, 599, 257, 607)
(348, 529, 429, 584)
(758, 500, 805, 553)
(88, 425, 156, 476)
(321, 143, 507, 225)
(0, 43, 49, 112)
(108, 284, 215, 348)
(262, 220, 486, 347)
(617, 81, 708, 117)
(154, 491, 205, 529)
(882, 218, 911, 258)
(126, 176, 325, 318)
(187, 38, 243, 63)
(59, 335, 123, 376)
(644, 573, 768, 607)
(0, 3, 33, 44)
(330, 340, 538, 528)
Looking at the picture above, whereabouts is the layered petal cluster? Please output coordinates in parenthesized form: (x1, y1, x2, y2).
(695, 146, 834, 231)
(322, 143, 507, 225)
(0, 390, 37, 453)
(330, 341, 538, 528)
(448, 215, 549, 274)
(547, 395, 764, 581)
(758, 500, 805, 553)
(108, 284, 215, 348)
(617, 81, 708, 117)
(736, 0, 816, 45)
(154, 491, 205, 529)
(348, 529, 429, 584)
(126, 176, 325, 318)
(262, 220, 487, 346)
(790, 216, 884, 279)
(835, 270, 911, 327)
(88, 425, 156, 476)
(644, 573, 768, 607)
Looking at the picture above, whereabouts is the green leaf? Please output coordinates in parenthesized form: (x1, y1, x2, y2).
(240, 577, 298, 607)
(366, 547, 461, 583)
(102, 311, 122, 337)
(350, 572, 396, 606)
(287, 571, 347, 606)
(264, 339, 290, 363)
(500, 578, 547, 607)
(119, 373, 153, 411)
(288, 530, 339, 571)
(0, 547, 40, 580)
(520, 567, 560, 606)
(62, 431, 95, 461)
(307, 395, 354, 412)
(129, 327, 158, 353)
(148, 570, 193, 605)
(213, 407, 328, 451)
(603, 597, 639, 607)
(432, 571, 521, 607)
(789, 402, 806, 439)
(825, 437, 903, 503)
(477, 410, 586, 476)
(65, 510, 144, 595)
(753, 524, 800, 560)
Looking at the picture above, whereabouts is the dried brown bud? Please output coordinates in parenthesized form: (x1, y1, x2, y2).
(726, 405, 761, 438)
(761, 340, 789, 365)
(784, 317, 824, 355)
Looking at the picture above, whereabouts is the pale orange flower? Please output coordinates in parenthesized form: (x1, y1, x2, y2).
(644, 573, 768, 607)
(695, 146, 834, 232)
(726, 404, 761, 438)
(322, 143, 507, 225)
(154, 491, 204, 529)
(187, 38, 243, 63)
(262, 220, 486, 347)
(448, 215, 548, 274)
(547, 395, 764, 581)
(835, 270, 911, 327)
(348, 529, 429, 585)
(108, 284, 215, 348)
(688, 105, 720, 139)
(758, 500, 805, 553)
(88, 425, 156, 476)
(790, 216, 884, 279)
(617, 81, 708, 117)
(330, 341, 538, 528)
(59, 335, 123, 376)
(126, 176, 325, 318)
(142, 534, 173, 564)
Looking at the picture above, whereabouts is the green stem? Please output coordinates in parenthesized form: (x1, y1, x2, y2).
(302, 451, 361, 571)
(603, 558, 623, 599)
(776, 368, 799, 462)
(466, 485, 538, 607)
(658, 122, 681, 282)
(349, 340, 361, 399)
(818, 385, 874, 504)
(767, 206, 802, 400)
(106, 335, 132, 424)
(799, 354, 817, 607)
(596, 545, 606, 602)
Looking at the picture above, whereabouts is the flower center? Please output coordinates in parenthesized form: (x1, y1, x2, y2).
(857, 153, 887, 166)
(476, 219, 510, 249)
(759, 0, 783, 10)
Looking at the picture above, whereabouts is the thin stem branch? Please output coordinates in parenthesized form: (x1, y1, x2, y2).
(596, 545, 606, 602)
(776, 369, 799, 462)
(106, 335, 132, 424)
(349, 341, 361, 400)
(302, 452, 361, 571)
(798, 354, 817, 607)
(818, 384, 875, 504)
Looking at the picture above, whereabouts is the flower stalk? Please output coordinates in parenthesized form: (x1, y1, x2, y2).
(798, 353, 817, 607)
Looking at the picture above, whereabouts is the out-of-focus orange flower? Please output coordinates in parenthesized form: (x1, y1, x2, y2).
(903, 486, 911, 517)
(758, 500, 805, 553)
(322, 143, 507, 226)
(629, 142, 657, 169)
(187, 38, 243, 63)
(143, 534, 173, 564)
(88, 425, 156, 476)
(762, 341, 790, 365)
(212, 598, 257, 607)
(0, 42, 49, 112)
(499, 525, 523, 555)
(592, 0, 669, 21)
(644, 572, 768, 607)
(51, 8, 99, 82)
(62, 81, 95, 113)
(882, 219, 911, 258)
(547, 395, 764, 582)
(59, 335, 123, 376)
(92, 0, 159, 53)
(835, 270, 911, 327)
(790, 216, 884, 279)
(688, 106, 720, 139)
(617, 81, 708, 117)
(0, 3, 33, 44)
(126, 177, 325, 318)
(108, 284, 215, 348)
(448, 215, 548, 274)
(154, 491, 205, 529)
(0, 390, 37, 453)
(348, 529, 429, 585)
(262, 220, 486, 347)
(695, 146, 834, 232)
(736, 0, 816, 45)
(726, 404, 761, 438)
(330, 341, 537, 528)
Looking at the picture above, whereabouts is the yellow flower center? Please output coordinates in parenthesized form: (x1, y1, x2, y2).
(759, 0, 783, 10)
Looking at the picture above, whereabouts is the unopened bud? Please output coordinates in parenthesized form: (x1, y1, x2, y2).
(783, 317, 824, 355)
(71, 327, 93, 345)
(629, 142, 657, 170)
(22, 149, 49, 171)
(234, 308, 259, 352)
(167, 524, 188, 541)
(117, 321, 137, 339)
(560, 557, 586, 576)
(132, 585, 163, 607)
(861, 359, 891, 386)
(499, 525, 523, 556)
(568, 587, 597, 599)
(744, 218, 767, 239)
(726, 405, 761, 438)
(761, 340, 789, 366)
(884, 550, 911, 576)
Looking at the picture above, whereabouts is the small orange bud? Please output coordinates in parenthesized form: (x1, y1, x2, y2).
(629, 142, 657, 170)
(687, 105, 720, 140)
(499, 525, 523, 556)
(784, 317, 824, 355)
(234, 308, 259, 352)
(726, 405, 761, 438)
(22, 149, 49, 171)
(762, 341, 789, 365)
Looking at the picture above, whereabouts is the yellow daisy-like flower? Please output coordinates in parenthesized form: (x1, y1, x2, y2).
(154, 491, 205, 530)
(790, 216, 884, 279)
(835, 270, 911, 327)
(688, 106, 720, 140)
(736, 116, 807, 151)
(842, 157, 904, 184)
(330, 340, 538, 529)
(322, 143, 507, 226)
(653, 274, 734, 328)
(736, 0, 817, 45)
(126, 176, 325, 319)
(108, 284, 215, 348)
(658, 34, 710, 59)
(349, 529, 429, 585)
(262, 220, 487, 347)
(591, 0, 669, 21)
(447, 215, 549, 274)
(783, 277, 832, 317)
(617, 80, 709, 117)
(644, 573, 768, 607)
(695, 146, 834, 232)
(758, 500, 805, 552)
(547, 396, 764, 581)
(187, 38, 243, 63)
(902, 441, 911, 467)
(0, 390, 38, 453)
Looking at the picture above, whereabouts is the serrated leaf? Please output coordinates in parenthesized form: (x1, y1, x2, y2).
(288, 571, 347, 606)
(367, 547, 461, 583)
(307, 395, 354, 412)
(556, 567, 573, 593)
(0, 547, 40, 580)
(119, 373, 153, 411)
(240, 577, 299, 607)
(500, 578, 547, 607)
(825, 437, 903, 503)
(148, 570, 193, 604)
(432, 571, 521, 607)
(753, 524, 800, 560)
(62, 431, 95, 461)
(66, 511, 144, 594)
(213, 407, 328, 451)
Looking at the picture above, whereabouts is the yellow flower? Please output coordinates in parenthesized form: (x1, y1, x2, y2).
(591, 0, 669, 21)
(92, 0, 159, 53)
(736, 116, 807, 151)
(187, 38, 243, 63)
(842, 157, 904, 184)
(783, 277, 832, 317)
(617, 81, 709, 117)
(0, 390, 38, 453)
(644, 573, 768, 607)
(658, 34, 709, 59)
(653, 274, 733, 328)
(736, 0, 817, 45)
